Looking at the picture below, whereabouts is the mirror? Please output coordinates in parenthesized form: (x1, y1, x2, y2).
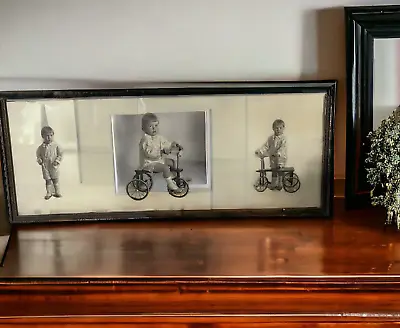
(345, 5, 400, 209)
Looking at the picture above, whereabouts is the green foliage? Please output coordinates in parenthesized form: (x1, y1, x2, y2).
(365, 108, 400, 222)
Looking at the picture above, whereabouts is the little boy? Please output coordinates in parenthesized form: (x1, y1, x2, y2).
(36, 126, 63, 200)
(139, 112, 182, 191)
(255, 119, 287, 190)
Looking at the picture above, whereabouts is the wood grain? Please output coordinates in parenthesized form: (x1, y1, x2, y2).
(1, 199, 400, 326)
(0, 199, 392, 277)
(2, 317, 400, 328)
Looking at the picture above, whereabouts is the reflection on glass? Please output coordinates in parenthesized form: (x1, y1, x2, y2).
(5, 93, 328, 217)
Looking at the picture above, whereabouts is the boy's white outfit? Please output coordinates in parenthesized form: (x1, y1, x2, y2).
(256, 134, 287, 188)
(36, 141, 63, 179)
(36, 141, 63, 196)
(139, 133, 179, 191)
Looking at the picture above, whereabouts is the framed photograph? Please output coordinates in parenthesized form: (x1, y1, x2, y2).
(0, 81, 336, 224)
(345, 5, 400, 209)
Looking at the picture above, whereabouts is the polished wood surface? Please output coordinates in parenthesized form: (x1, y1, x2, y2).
(1, 198, 400, 327)
(1, 317, 400, 328)
(0, 199, 392, 277)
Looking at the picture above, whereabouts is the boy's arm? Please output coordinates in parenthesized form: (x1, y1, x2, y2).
(255, 139, 270, 157)
(36, 146, 43, 164)
(54, 144, 63, 165)
(171, 141, 183, 150)
(141, 137, 161, 160)
(160, 136, 174, 153)
(276, 137, 287, 159)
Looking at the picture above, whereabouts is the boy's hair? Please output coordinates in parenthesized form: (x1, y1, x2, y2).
(272, 119, 285, 129)
(40, 126, 54, 138)
(141, 112, 159, 131)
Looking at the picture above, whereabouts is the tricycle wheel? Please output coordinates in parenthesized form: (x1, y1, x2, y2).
(283, 172, 300, 193)
(168, 178, 189, 198)
(126, 178, 149, 201)
(142, 172, 153, 191)
(254, 176, 268, 192)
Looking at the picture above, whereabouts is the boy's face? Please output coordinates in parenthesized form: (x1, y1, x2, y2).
(43, 132, 54, 144)
(273, 124, 284, 136)
(144, 120, 159, 136)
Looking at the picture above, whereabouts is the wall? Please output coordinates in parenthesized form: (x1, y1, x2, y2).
(1, 0, 399, 179)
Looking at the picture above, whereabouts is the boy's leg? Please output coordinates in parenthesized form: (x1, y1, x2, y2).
(44, 179, 53, 200)
(164, 158, 177, 178)
(164, 158, 176, 170)
(42, 166, 53, 199)
(269, 158, 278, 190)
(269, 172, 278, 190)
(164, 158, 192, 183)
(276, 169, 283, 191)
(276, 161, 286, 191)
(52, 178, 61, 197)
(153, 163, 179, 191)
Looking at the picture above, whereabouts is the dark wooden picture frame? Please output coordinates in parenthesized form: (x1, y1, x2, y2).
(345, 5, 400, 209)
(0, 81, 336, 224)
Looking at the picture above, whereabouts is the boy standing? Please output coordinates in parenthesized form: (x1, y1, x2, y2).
(255, 119, 287, 190)
(36, 126, 63, 200)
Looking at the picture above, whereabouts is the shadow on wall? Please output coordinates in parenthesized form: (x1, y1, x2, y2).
(0, 77, 170, 91)
(300, 7, 346, 180)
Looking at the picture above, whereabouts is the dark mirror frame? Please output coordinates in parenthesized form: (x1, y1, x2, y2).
(345, 5, 400, 209)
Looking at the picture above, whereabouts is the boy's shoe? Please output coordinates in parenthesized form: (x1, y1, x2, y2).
(276, 177, 283, 191)
(53, 184, 62, 197)
(167, 178, 180, 191)
(45, 185, 52, 200)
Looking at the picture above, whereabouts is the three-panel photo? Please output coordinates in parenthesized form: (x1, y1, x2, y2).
(0, 81, 336, 223)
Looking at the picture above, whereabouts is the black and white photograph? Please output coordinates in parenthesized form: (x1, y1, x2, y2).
(0, 81, 336, 223)
(246, 94, 325, 211)
(253, 118, 301, 194)
(4, 97, 143, 217)
(111, 110, 211, 200)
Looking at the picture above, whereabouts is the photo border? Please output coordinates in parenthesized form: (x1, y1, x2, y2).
(0, 81, 337, 223)
(345, 5, 400, 209)
(110, 109, 212, 194)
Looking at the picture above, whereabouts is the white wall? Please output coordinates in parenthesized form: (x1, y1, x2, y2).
(1, 0, 399, 179)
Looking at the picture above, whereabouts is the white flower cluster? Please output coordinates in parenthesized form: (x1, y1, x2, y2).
(365, 107, 400, 228)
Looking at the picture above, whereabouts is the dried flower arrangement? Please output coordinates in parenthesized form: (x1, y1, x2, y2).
(365, 106, 400, 229)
